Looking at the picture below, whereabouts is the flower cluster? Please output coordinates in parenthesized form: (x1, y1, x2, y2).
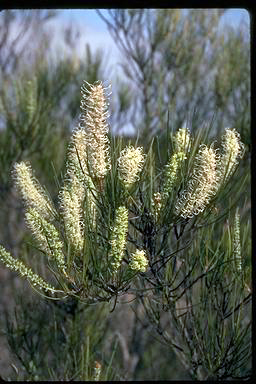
(129, 249, 148, 272)
(66, 128, 88, 185)
(0, 245, 57, 293)
(59, 131, 87, 253)
(162, 127, 191, 201)
(25, 208, 66, 274)
(162, 151, 187, 198)
(59, 84, 109, 250)
(0, 79, 246, 303)
(173, 127, 191, 153)
(219, 128, 245, 184)
(117, 145, 145, 187)
(59, 186, 84, 252)
(109, 206, 129, 273)
(80, 81, 111, 181)
(13, 161, 55, 220)
(175, 145, 219, 218)
(0, 81, 115, 296)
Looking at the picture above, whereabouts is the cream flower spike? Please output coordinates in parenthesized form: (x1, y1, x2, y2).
(59, 185, 84, 252)
(117, 145, 145, 187)
(219, 128, 245, 184)
(67, 128, 88, 184)
(80, 81, 111, 182)
(0, 245, 57, 294)
(64, 127, 88, 213)
(59, 82, 105, 244)
(109, 206, 129, 273)
(25, 208, 66, 274)
(173, 127, 191, 153)
(13, 161, 55, 220)
(175, 145, 219, 218)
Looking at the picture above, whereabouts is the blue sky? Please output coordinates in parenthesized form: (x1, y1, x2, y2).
(49, 10, 120, 70)
(59, 8, 249, 27)
(220, 8, 249, 27)
(51, 8, 249, 135)
(53, 9, 250, 66)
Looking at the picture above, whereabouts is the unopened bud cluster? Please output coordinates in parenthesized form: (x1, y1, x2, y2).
(162, 128, 191, 201)
(109, 206, 129, 273)
(173, 127, 191, 153)
(0, 246, 57, 293)
(163, 151, 187, 198)
(233, 208, 242, 272)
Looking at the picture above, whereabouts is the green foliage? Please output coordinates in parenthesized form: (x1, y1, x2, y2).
(0, 80, 251, 380)
(2, 293, 118, 381)
(140, 219, 251, 379)
(0, 9, 251, 381)
(0, 11, 132, 380)
(0, 62, 72, 199)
